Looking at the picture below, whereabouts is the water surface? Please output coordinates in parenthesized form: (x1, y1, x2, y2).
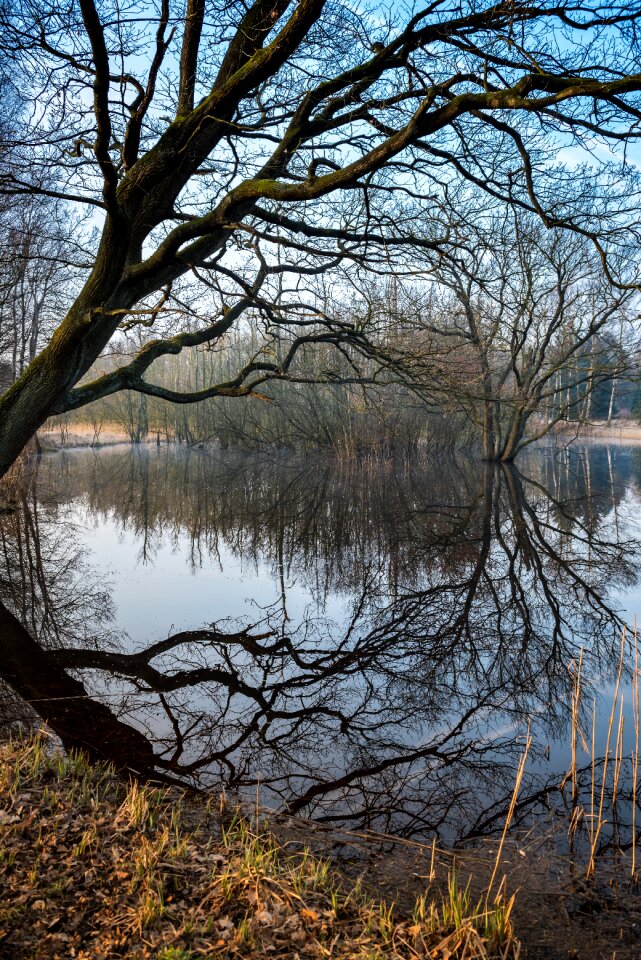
(2, 442, 640, 844)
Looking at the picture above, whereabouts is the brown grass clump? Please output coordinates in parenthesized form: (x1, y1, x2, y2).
(0, 734, 520, 960)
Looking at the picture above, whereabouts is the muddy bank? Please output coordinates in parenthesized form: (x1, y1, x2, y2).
(0, 735, 520, 960)
(1, 733, 641, 959)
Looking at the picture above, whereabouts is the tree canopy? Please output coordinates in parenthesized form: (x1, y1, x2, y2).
(2, 0, 641, 471)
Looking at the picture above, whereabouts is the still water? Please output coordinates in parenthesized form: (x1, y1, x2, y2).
(2, 442, 641, 844)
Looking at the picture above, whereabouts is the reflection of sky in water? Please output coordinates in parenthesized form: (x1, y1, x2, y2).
(11, 442, 641, 837)
(60, 490, 359, 780)
(58, 448, 641, 707)
(70, 509, 351, 649)
(523, 480, 641, 784)
(66, 463, 641, 654)
(613, 490, 641, 623)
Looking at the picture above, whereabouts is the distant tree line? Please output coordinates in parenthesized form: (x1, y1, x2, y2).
(53, 340, 476, 453)
(42, 212, 641, 456)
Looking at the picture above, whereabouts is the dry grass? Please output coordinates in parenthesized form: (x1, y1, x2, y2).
(0, 734, 520, 960)
(38, 421, 139, 449)
(561, 628, 641, 883)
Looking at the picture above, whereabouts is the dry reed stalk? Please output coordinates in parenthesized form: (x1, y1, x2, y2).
(587, 628, 626, 879)
(568, 804, 583, 848)
(590, 694, 597, 856)
(612, 694, 625, 813)
(567, 651, 583, 852)
(633, 621, 640, 877)
(571, 654, 579, 803)
(485, 730, 532, 905)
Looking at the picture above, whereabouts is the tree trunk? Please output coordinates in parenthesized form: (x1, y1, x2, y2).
(0, 349, 78, 476)
(496, 402, 528, 462)
(608, 379, 616, 423)
(0, 217, 132, 477)
(0, 599, 159, 774)
(481, 399, 497, 461)
(0, 319, 102, 476)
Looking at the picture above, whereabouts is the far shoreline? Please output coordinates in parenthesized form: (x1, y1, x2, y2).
(36, 417, 641, 454)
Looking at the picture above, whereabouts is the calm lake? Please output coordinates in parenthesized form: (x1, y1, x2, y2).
(2, 441, 641, 845)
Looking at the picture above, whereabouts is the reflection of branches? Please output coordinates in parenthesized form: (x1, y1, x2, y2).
(0, 599, 159, 775)
(1, 444, 639, 839)
(0, 478, 117, 647)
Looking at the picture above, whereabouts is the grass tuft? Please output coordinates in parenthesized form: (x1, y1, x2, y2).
(0, 734, 520, 959)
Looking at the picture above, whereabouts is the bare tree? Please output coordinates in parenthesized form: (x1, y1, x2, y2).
(398, 213, 639, 460)
(0, 197, 82, 380)
(1, 1, 641, 475)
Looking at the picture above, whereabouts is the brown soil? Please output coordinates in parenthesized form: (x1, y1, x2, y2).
(269, 806, 641, 960)
(0, 736, 519, 960)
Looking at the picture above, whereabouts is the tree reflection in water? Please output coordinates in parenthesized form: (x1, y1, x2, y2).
(0, 444, 639, 842)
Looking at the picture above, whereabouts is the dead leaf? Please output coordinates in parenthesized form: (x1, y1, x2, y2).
(0, 810, 20, 825)
(300, 908, 319, 922)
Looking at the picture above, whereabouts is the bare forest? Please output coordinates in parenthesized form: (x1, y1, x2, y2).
(5, 3, 641, 958)
(2, 0, 641, 465)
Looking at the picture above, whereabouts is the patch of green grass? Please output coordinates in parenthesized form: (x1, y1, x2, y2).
(155, 949, 197, 960)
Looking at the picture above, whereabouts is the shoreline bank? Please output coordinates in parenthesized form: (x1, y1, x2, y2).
(1, 734, 640, 958)
(38, 418, 641, 455)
